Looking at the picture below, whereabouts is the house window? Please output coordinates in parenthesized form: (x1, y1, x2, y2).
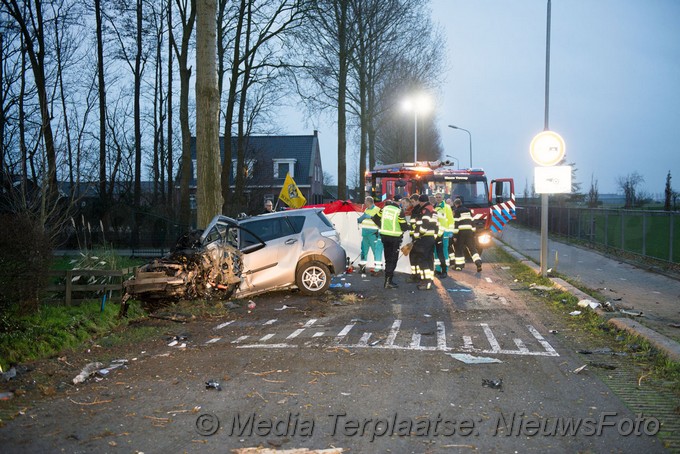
(273, 158, 296, 178)
(232, 159, 256, 180)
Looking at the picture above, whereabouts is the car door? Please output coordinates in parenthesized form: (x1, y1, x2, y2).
(239, 216, 303, 293)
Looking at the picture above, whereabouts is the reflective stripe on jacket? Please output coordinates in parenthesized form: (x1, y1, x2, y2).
(453, 205, 475, 233)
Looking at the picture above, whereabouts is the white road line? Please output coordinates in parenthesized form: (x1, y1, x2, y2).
(303, 319, 318, 327)
(287, 329, 305, 339)
(231, 335, 249, 344)
(312, 332, 325, 338)
(335, 324, 355, 343)
(462, 336, 474, 350)
(358, 332, 372, 347)
(237, 343, 294, 349)
(481, 323, 501, 353)
(205, 338, 221, 344)
(410, 332, 421, 349)
(263, 319, 278, 325)
(514, 338, 529, 353)
(527, 325, 558, 355)
(215, 320, 234, 330)
(436, 321, 448, 351)
(260, 333, 275, 342)
(385, 320, 401, 346)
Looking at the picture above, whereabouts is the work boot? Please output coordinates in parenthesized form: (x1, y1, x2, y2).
(384, 276, 398, 289)
(454, 266, 464, 271)
(371, 269, 383, 277)
(476, 261, 482, 273)
(408, 274, 420, 283)
(417, 281, 432, 291)
(437, 270, 448, 279)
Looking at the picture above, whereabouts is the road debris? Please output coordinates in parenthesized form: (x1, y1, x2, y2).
(529, 283, 553, 291)
(2, 366, 17, 381)
(97, 359, 128, 376)
(205, 380, 222, 391)
(275, 305, 294, 311)
(0, 391, 14, 400)
(73, 362, 104, 384)
(620, 309, 643, 317)
(573, 364, 588, 374)
(247, 300, 256, 310)
(447, 353, 503, 364)
(577, 299, 601, 309)
(481, 378, 503, 390)
(569, 310, 582, 316)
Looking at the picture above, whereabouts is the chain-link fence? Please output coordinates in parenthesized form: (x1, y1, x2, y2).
(515, 205, 679, 264)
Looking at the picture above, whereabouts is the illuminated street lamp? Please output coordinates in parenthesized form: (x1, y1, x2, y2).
(402, 94, 432, 162)
(448, 124, 472, 168)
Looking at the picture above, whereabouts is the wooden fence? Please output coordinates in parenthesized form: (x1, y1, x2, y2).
(45, 268, 134, 305)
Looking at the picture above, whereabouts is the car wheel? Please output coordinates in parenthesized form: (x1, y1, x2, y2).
(296, 261, 331, 296)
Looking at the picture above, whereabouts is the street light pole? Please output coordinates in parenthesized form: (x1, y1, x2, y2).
(414, 110, 418, 162)
(448, 125, 472, 168)
(540, 0, 552, 277)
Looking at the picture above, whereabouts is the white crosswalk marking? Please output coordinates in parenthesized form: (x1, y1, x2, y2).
(205, 318, 559, 357)
(335, 324, 355, 343)
(481, 323, 501, 353)
(385, 320, 401, 346)
(358, 332, 372, 347)
(214, 320, 234, 330)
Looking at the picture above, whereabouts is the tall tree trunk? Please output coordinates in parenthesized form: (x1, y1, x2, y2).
(175, 0, 197, 228)
(220, 0, 246, 215)
(95, 0, 108, 207)
(133, 0, 143, 245)
(195, 0, 222, 227)
(336, 0, 348, 200)
(166, 0, 174, 209)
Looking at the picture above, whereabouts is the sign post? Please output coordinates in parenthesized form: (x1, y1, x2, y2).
(530, 131, 567, 277)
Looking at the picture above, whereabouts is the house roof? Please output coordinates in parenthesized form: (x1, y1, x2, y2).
(189, 132, 321, 186)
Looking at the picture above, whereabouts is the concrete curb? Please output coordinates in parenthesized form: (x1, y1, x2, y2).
(497, 242, 680, 364)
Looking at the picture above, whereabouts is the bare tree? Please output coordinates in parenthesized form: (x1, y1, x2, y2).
(297, 0, 358, 201)
(170, 0, 196, 227)
(217, 0, 310, 214)
(616, 171, 644, 209)
(587, 174, 599, 208)
(1, 0, 59, 203)
(664, 170, 672, 212)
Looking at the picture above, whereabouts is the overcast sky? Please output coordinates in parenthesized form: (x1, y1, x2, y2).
(285, 0, 680, 196)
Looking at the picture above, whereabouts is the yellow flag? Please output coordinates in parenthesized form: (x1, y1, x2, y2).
(278, 173, 307, 209)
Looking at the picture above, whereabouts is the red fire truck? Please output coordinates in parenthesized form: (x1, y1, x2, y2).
(365, 160, 516, 251)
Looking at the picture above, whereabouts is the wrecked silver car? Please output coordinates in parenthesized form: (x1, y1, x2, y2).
(122, 208, 346, 311)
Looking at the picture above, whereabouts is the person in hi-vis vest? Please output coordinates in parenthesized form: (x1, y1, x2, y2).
(356, 196, 384, 273)
(373, 196, 408, 288)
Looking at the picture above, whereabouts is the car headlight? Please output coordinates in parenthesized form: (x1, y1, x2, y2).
(477, 233, 492, 245)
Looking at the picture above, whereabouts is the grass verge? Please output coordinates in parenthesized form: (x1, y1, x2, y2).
(494, 246, 680, 392)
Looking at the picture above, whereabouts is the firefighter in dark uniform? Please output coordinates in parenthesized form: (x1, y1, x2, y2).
(452, 198, 482, 272)
(411, 194, 439, 290)
(373, 196, 408, 289)
(407, 193, 422, 282)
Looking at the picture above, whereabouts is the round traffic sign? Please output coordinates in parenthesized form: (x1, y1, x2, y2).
(530, 131, 566, 166)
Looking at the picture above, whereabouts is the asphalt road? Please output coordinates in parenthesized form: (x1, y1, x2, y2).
(1, 247, 669, 453)
(497, 225, 680, 342)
